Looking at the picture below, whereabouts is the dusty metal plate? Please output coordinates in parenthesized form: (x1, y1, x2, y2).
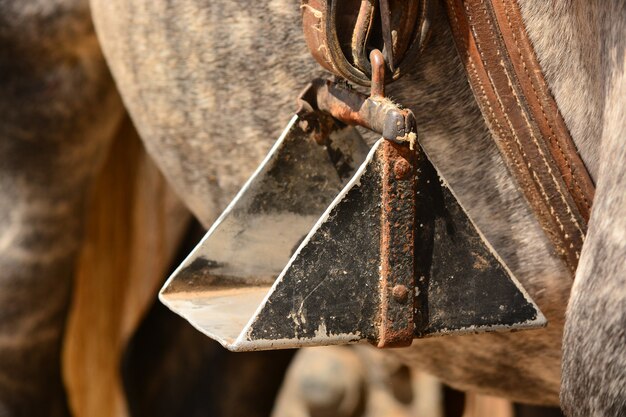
(159, 115, 370, 348)
(413, 147, 544, 337)
(244, 138, 384, 349)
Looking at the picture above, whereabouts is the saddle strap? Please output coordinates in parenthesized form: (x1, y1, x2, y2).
(445, 0, 595, 275)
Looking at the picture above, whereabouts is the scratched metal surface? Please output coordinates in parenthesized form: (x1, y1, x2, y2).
(413, 147, 544, 337)
(159, 116, 370, 348)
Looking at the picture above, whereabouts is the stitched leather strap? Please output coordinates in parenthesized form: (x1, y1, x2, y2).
(445, 0, 595, 275)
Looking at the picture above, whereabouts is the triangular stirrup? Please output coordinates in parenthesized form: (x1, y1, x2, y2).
(159, 114, 545, 351)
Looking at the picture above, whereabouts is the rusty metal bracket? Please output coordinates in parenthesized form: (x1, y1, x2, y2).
(378, 141, 417, 348)
(297, 51, 416, 145)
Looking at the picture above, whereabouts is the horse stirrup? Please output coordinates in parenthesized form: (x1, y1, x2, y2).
(159, 49, 544, 351)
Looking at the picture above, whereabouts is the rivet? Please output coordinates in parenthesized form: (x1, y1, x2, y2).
(392, 284, 409, 304)
(393, 159, 411, 180)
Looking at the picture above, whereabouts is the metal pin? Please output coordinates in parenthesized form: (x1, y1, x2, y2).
(370, 49, 385, 98)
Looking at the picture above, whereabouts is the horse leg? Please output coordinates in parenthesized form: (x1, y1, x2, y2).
(561, 2, 626, 415)
(0, 0, 123, 414)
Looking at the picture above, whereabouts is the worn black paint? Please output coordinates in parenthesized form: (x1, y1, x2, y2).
(247, 138, 540, 345)
(248, 152, 382, 342)
(414, 150, 539, 336)
(248, 121, 358, 216)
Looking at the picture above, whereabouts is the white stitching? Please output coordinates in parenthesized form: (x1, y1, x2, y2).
(499, 0, 591, 213)
(470, 0, 585, 243)
(446, 0, 584, 270)
(447, 1, 524, 175)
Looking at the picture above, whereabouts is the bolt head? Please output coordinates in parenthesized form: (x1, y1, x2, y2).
(393, 159, 412, 180)
(392, 284, 409, 304)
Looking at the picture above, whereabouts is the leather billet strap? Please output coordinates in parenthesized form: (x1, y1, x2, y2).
(445, 0, 595, 275)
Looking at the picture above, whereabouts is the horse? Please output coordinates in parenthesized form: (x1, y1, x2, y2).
(0, 0, 623, 416)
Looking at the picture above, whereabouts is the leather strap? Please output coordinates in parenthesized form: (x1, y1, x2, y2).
(445, 0, 595, 275)
(301, 0, 431, 86)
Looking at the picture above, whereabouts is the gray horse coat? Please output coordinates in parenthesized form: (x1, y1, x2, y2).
(0, 0, 623, 415)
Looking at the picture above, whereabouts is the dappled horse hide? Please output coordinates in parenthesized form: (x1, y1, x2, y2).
(0, 0, 623, 416)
